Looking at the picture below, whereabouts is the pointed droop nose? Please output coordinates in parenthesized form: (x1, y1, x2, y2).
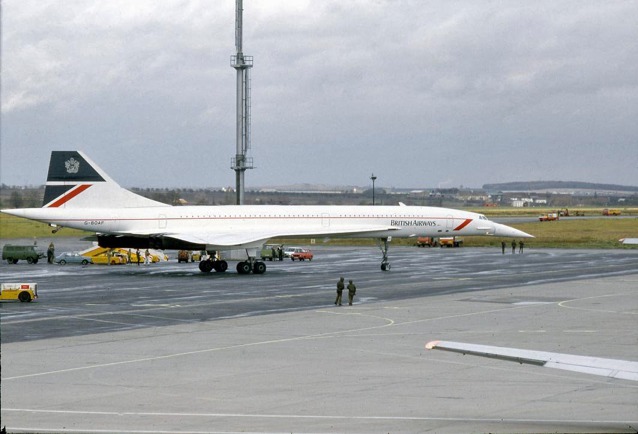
(494, 222, 534, 238)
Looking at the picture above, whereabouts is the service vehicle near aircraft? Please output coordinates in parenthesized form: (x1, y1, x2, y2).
(439, 237, 463, 247)
(1, 151, 533, 274)
(290, 248, 313, 261)
(92, 251, 128, 265)
(2, 244, 45, 264)
(177, 250, 192, 263)
(539, 212, 559, 222)
(558, 208, 584, 217)
(191, 251, 203, 262)
(0, 282, 38, 302)
(260, 244, 283, 261)
(283, 246, 300, 258)
(602, 208, 621, 216)
(54, 252, 92, 265)
(416, 237, 438, 247)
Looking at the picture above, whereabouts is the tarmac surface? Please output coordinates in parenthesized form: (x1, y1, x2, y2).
(1, 242, 638, 433)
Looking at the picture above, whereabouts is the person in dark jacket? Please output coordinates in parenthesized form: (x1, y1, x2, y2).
(335, 277, 344, 305)
(347, 280, 357, 306)
(47, 242, 55, 264)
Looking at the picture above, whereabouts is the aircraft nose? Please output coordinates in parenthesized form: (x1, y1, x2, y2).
(494, 222, 534, 238)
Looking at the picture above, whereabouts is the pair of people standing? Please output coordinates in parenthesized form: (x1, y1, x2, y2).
(335, 277, 357, 306)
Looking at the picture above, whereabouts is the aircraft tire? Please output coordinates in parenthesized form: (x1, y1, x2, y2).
(214, 260, 228, 273)
(199, 260, 214, 273)
(237, 261, 251, 274)
(253, 262, 266, 274)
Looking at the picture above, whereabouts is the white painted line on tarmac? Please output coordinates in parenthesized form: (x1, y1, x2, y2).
(3, 407, 636, 428)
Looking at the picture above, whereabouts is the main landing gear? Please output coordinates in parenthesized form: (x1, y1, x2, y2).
(377, 237, 391, 271)
(236, 259, 266, 275)
(198, 258, 229, 273)
(198, 252, 266, 275)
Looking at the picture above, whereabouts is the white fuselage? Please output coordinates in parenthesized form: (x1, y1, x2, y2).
(6, 204, 527, 250)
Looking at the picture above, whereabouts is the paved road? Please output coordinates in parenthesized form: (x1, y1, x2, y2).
(2, 244, 637, 433)
(2, 245, 637, 343)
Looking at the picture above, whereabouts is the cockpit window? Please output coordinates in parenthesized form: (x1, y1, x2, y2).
(479, 214, 488, 220)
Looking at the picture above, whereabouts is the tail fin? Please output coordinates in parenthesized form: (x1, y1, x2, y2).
(42, 151, 168, 208)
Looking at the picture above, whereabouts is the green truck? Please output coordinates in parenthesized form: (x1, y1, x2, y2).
(2, 244, 45, 264)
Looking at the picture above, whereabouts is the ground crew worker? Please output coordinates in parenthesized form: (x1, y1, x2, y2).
(47, 242, 55, 264)
(501, 241, 505, 254)
(519, 240, 524, 253)
(335, 277, 344, 306)
(145, 249, 150, 265)
(136, 249, 141, 266)
(511, 240, 516, 254)
(347, 280, 356, 306)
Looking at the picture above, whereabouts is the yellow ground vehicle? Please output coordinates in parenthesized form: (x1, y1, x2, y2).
(1, 283, 38, 302)
(602, 208, 621, 216)
(439, 237, 463, 247)
(79, 246, 167, 264)
(91, 251, 128, 265)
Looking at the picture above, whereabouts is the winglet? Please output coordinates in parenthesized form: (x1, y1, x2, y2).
(425, 340, 440, 350)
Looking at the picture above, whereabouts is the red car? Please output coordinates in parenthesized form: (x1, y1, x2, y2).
(290, 248, 313, 261)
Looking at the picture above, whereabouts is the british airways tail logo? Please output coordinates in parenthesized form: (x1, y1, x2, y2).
(65, 157, 80, 174)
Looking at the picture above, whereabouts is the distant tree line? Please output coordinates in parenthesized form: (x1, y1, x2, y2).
(483, 181, 638, 192)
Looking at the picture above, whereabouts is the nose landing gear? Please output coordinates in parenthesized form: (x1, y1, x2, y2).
(377, 237, 391, 271)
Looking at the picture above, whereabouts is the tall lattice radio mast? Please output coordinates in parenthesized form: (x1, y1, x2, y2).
(230, 0, 253, 205)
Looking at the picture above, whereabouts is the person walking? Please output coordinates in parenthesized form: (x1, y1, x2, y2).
(347, 280, 357, 306)
(136, 249, 141, 266)
(519, 240, 524, 253)
(511, 240, 516, 254)
(47, 242, 55, 264)
(145, 249, 150, 265)
(501, 241, 506, 254)
(335, 277, 344, 306)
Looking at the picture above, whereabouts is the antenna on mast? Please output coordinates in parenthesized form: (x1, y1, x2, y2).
(230, 0, 253, 205)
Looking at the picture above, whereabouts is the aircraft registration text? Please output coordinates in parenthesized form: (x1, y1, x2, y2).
(84, 220, 105, 226)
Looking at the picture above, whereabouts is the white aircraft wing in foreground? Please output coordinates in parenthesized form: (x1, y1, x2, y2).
(426, 340, 638, 381)
(2, 151, 533, 275)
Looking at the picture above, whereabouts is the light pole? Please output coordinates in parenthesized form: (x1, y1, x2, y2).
(370, 173, 377, 205)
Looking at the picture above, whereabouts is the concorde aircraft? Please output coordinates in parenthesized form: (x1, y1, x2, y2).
(2, 151, 533, 274)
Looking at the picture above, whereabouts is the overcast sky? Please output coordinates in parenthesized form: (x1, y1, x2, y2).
(1, 0, 637, 189)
